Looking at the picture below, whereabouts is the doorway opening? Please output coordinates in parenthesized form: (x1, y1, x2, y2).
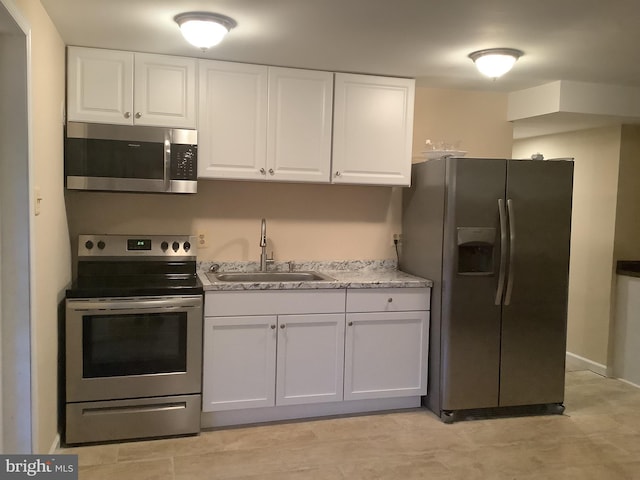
(0, 0, 33, 453)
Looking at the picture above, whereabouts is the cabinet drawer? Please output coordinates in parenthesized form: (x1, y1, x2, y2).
(346, 287, 430, 313)
(205, 289, 346, 317)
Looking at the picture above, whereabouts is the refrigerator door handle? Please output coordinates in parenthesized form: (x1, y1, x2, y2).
(495, 198, 508, 305)
(504, 198, 516, 305)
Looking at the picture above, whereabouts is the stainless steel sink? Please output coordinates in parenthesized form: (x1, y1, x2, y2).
(206, 271, 336, 283)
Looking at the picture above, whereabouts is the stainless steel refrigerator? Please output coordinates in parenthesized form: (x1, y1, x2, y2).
(401, 157, 573, 422)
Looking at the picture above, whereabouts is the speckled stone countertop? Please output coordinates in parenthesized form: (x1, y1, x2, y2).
(198, 260, 432, 291)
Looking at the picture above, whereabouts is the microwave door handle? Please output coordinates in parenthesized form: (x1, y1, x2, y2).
(164, 130, 171, 192)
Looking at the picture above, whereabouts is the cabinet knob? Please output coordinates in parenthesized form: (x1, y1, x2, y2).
(280, 324, 286, 329)
(335, 171, 341, 177)
(124, 112, 131, 119)
(348, 321, 353, 326)
(388, 297, 393, 303)
(135, 112, 142, 119)
(269, 168, 274, 175)
(270, 324, 276, 329)
(260, 168, 266, 175)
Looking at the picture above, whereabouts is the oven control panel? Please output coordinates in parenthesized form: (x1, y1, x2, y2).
(78, 234, 197, 258)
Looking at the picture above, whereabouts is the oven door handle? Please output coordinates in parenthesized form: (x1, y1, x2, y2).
(67, 296, 202, 312)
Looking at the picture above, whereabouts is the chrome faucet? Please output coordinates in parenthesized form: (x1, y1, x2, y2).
(259, 218, 268, 271)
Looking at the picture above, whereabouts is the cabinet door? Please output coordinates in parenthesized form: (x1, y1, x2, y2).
(67, 47, 134, 125)
(198, 60, 268, 180)
(332, 73, 415, 186)
(276, 314, 345, 405)
(202, 316, 276, 412)
(266, 67, 333, 183)
(344, 311, 428, 400)
(134, 53, 196, 128)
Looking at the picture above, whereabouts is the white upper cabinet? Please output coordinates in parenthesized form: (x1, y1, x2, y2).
(198, 60, 268, 180)
(198, 61, 333, 183)
(67, 47, 196, 128)
(332, 73, 415, 186)
(67, 47, 133, 125)
(133, 53, 197, 128)
(266, 67, 333, 183)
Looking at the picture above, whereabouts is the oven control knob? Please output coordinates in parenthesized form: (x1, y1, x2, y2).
(161, 241, 169, 251)
(172, 241, 180, 252)
(97, 241, 106, 250)
(183, 241, 191, 252)
(84, 240, 94, 250)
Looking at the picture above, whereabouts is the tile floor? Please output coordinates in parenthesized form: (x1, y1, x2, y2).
(60, 370, 640, 479)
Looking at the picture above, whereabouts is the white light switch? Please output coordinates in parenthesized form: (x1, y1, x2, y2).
(34, 186, 42, 216)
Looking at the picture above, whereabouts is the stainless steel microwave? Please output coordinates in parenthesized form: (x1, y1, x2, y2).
(64, 122, 197, 194)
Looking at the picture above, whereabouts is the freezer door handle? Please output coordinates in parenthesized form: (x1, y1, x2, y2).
(495, 198, 508, 305)
(504, 198, 516, 305)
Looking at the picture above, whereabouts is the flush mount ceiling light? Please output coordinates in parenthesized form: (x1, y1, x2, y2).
(468, 48, 523, 79)
(174, 12, 237, 50)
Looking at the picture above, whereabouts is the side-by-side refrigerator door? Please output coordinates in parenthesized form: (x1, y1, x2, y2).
(441, 158, 507, 411)
(499, 160, 573, 406)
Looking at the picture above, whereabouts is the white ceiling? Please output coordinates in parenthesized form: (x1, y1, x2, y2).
(39, 0, 640, 93)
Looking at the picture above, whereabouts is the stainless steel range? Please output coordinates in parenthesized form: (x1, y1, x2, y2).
(64, 234, 203, 445)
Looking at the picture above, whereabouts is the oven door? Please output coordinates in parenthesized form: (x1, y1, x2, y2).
(65, 295, 202, 402)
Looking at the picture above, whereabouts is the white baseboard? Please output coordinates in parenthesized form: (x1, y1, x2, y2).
(615, 377, 640, 390)
(566, 351, 608, 377)
(201, 397, 421, 429)
(48, 433, 60, 454)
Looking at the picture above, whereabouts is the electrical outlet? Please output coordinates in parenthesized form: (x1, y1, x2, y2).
(197, 232, 208, 248)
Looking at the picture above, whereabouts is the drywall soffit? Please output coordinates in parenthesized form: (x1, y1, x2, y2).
(508, 81, 640, 139)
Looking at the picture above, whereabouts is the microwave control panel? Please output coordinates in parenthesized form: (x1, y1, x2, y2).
(171, 144, 198, 180)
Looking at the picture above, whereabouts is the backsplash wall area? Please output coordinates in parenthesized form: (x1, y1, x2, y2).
(65, 180, 402, 262)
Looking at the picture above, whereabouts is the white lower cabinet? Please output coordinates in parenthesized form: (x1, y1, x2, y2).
(202, 287, 430, 416)
(344, 288, 430, 400)
(344, 311, 429, 400)
(203, 315, 277, 412)
(276, 314, 345, 405)
(202, 290, 346, 412)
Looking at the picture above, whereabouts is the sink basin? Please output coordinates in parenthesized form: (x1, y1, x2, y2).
(206, 271, 336, 283)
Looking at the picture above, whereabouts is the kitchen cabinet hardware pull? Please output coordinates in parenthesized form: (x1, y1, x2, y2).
(260, 168, 266, 175)
(269, 168, 274, 175)
(335, 171, 341, 177)
(348, 321, 353, 326)
(280, 324, 286, 329)
(135, 112, 142, 119)
(270, 324, 276, 329)
(124, 111, 131, 119)
(387, 297, 393, 303)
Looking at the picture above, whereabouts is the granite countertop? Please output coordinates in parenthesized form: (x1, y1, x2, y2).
(617, 261, 640, 278)
(198, 260, 432, 291)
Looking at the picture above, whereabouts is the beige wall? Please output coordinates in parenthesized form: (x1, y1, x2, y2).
(513, 126, 622, 367)
(66, 87, 513, 263)
(12, 0, 70, 453)
(412, 87, 513, 159)
(66, 182, 403, 262)
(614, 125, 640, 261)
